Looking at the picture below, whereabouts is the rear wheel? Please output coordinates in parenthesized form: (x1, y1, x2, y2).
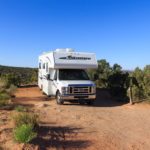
(42, 91, 46, 95)
(41, 85, 43, 90)
(56, 91, 64, 105)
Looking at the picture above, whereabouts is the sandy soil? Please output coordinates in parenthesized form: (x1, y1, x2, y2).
(1, 87, 150, 150)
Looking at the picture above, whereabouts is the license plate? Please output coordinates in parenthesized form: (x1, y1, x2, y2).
(74, 96, 88, 99)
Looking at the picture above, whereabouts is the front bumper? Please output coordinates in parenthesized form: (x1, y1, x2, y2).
(61, 94, 96, 100)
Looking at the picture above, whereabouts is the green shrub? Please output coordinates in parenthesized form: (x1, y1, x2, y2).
(0, 93, 10, 107)
(4, 74, 19, 87)
(0, 78, 16, 107)
(0, 79, 7, 94)
(132, 86, 145, 101)
(13, 113, 38, 128)
(0, 79, 7, 89)
(14, 124, 37, 143)
(0, 99, 9, 107)
(0, 92, 10, 100)
(15, 105, 27, 112)
(6, 84, 17, 96)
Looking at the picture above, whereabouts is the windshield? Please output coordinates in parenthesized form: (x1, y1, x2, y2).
(59, 69, 90, 80)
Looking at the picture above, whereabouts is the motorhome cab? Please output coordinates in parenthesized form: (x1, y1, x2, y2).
(38, 48, 98, 105)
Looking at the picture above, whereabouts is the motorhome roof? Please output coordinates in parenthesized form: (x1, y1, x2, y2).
(39, 48, 98, 69)
(42, 48, 74, 54)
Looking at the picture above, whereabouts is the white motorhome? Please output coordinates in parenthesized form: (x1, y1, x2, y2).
(38, 48, 98, 105)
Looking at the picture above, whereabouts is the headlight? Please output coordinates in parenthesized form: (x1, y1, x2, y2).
(91, 86, 96, 93)
(61, 87, 69, 94)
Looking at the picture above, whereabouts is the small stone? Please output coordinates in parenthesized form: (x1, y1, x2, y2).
(36, 103, 49, 108)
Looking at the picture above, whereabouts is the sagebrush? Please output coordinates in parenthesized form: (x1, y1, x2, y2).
(13, 113, 38, 128)
(15, 105, 27, 112)
(14, 124, 37, 143)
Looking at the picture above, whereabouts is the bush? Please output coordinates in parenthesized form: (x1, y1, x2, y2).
(0, 93, 10, 106)
(0, 79, 7, 93)
(4, 74, 20, 87)
(132, 86, 145, 101)
(0, 78, 16, 107)
(0, 92, 10, 100)
(132, 66, 150, 101)
(13, 113, 38, 128)
(0, 99, 9, 107)
(107, 72, 129, 101)
(15, 105, 27, 112)
(6, 84, 17, 96)
(14, 124, 37, 143)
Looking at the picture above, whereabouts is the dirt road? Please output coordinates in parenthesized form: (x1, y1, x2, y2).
(1, 87, 150, 150)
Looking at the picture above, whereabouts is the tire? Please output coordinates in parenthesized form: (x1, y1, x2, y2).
(87, 100, 94, 105)
(56, 91, 64, 105)
(79, 101, 85, 105)
(41, 85, 43, 90)
(42, 92, 46, 95)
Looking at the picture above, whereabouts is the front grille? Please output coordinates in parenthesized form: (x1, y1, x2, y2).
(69, 86, 90, 94)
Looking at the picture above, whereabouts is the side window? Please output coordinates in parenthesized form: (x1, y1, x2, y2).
(46, 63, 48, 73)
(39, 63, 41, 69)
(43, 63, 45, 69)
(54, 70, 57, 80)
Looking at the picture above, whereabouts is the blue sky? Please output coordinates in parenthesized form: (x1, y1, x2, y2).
(0, 0, 150, 70)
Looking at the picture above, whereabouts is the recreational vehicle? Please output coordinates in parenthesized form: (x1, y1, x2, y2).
(38, 48, 98, 105)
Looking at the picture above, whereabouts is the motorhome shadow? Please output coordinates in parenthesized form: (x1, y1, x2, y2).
(38, 48, 98, 105)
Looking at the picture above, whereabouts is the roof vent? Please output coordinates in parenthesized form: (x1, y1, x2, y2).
(55, 48, 74, 52)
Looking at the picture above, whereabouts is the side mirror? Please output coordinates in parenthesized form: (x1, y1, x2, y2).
(94, 74, 98, 80)
(46, 74, 51, 80)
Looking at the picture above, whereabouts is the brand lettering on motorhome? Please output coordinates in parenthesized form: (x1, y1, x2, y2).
(59, 55, 91, 60)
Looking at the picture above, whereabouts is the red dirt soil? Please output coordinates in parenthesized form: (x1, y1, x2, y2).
(1, 87, 150, 150)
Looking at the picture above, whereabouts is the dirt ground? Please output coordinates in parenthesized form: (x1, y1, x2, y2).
(1, 87, 150, 150)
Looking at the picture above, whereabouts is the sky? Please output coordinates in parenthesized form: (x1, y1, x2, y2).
(0, 0, 150, 70)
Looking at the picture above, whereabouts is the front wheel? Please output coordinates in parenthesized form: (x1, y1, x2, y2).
(56, 91, 64, 105)
(87, 100, 94, 105)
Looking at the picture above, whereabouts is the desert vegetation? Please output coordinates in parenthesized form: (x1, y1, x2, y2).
(0, 65, 37, 106)
(13, 112, 38, 143)
(0, 78, 16, 107)
(88, 59, 150, 103)
(0, 65, 38, 86)
(0, 66, 39, 146)
(131, 66, 150, 101)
